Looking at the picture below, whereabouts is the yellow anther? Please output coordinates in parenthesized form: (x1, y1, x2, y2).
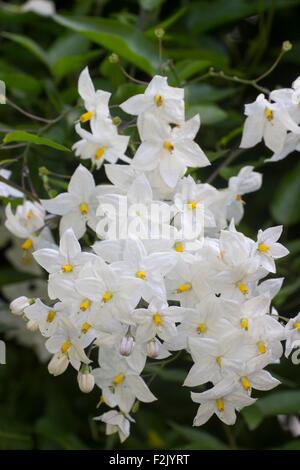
(95, 147, 105, 160)
(164, 141, 174, 152)
(196, 323, 206, 334)
(217, 398, 224, 412)
(238, 283, 248, 295)
(46, 310, 56, 323)
(102, 291, 113, 303)
(80, 300, 90, 311)
(176, 282, 192, 293)
(241, 377, 251, 391)
(153, 314, 162, 326)
(236, 194, 242, 201)
(136, 271, 147, 280)
(27, 210, 32, 219)
(187, 201, 197, 210)
(113, 373, 125, 387)
(154, 94, 163, 106)
(240, 318, 248, 330)
(80, 203, 88, 215)
(174, 242, 183, 252)
(22, 238, 33, 251)
(217, 357, 222, 367)
(61, 340, 70, 354)
(294, 322, 300, 332)
(258, 243, 269, 253)
(62, 264, 73, 273)
(258, 341, 266, 355)
(81, 322, 91, 334)
(80, 111, 93, 122)
(100, 394, 105, 403)
(265, 108, 273, 121)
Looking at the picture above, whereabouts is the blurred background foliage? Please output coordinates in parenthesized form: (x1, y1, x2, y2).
(0, 0, 300, 450)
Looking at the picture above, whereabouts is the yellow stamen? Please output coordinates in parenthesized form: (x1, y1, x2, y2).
(154, 94, 163, 106)
(102, 291, 113, 303)
(176, 282, 192, 293)
(265, 108, 273, 121)
(81, 322, 91, 334)
(258, 243, 269, 252)
(241, 377, 251, 391)
(236, 194, 242, 201)
(187, 201, 197, 210)
(217, 398, 224, 412)
(238, 283, 248, 295)
(95, 147, 105, 160)
(46, 310, 56, 323)
(153, 314, 162, 326)
(113, 373, 124, 387)
(258, 341, 266, 355)
(27, 210, 32, 219)
(22, 238, 33, 251)
(100, 394, 105, 403)
(240, 318, 248, 330)
(80, 111, 93, 123)
(217, 357, 222, 367)
(174, 242, 183, 252)
(294, 322, 300, 332)
(196, 323, 206, 334)
(62, 264, 73, 273)
(80, 300, 90, 311)
(164, 141, 174, 152)
(136, 271, 147, 280)
(61, 340, 70, 354)
(80, 203, 88, 215)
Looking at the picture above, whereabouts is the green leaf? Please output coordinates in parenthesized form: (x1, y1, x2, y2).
(242, 390, 300, 431)
(186, 84, 235, 103)
(176, 60, 211, 81)
(48, 33, 90, 66)
(186, 103, 227, 125)
(168, 421, 229, 450)
(1, 32, 51, 69)
(52, 50, 102, 78)
(0, 269, 37, 287)
(271, 159, 300, 226)
(139, 0, 166, 10)
(53, 14, 158, 75)
(3, 131, 70, 152)
(0, 72, 42, 95)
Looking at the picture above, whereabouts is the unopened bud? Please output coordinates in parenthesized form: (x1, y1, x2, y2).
(112, 116, 122, 126)
(48, 352, 69, 376)
(147, 338, 159, 358)
(282, 40, 292, 52)
(109, 53, 119, 64)
(78, 369, 95, 393)
(155, 28, 165, 39)
(120, 334, 135, 357)
(10, 296, 33, 315)
(26, 319, 38, 332)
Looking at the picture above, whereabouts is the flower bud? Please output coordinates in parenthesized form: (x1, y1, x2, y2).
(112, 116, 122, 126)
(147, 338, 159, 358)
(109, 53, 119, 64)
(26, 319, 38, 332)
(120, 334, 135, 357)
(78, 369, 95, 393)
(155, 28, 165, 39)
(282, 40, 292, 52)
(48, 353, 69, 376)
(9, 296, 33, 316)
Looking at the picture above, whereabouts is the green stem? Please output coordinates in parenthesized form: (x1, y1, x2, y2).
(147, 350, 182, 386)
(0, 174, 39, 201)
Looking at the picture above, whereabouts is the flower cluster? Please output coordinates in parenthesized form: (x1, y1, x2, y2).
(240, 76, 300, 161)
(5, 68, 298, 442)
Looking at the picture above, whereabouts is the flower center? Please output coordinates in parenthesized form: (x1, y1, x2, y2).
(113, 373, 125, 387)
(61, 264, 73, 273)
(22, 238, 33, 251)
(240, 318, 248, 330)
(217, 398, 224, 412)
(238, 283, 248, 295)
(164, 141, 174, 152)
(265, 108, 273, 121)
(216, 357, 222, 367)
(47, 310, 56, 323)
(61, 340, 70, 354)
(80, 203, 88, 215)
(174, 242, 183, 252)
(81, 322, 91, 334)
(153, 314, 162, 326)
(294, 322, 300, 332)
(258, 243, 269, 252)
(176, 282, 192, 293)
(187, 201, 197, 210)
(102, 291, 113, 303)
(258, 341, 266, 355)
(80, 111, 93, 122)
(154, 94, 163, 106)
(241, 377, 251, 391)
(196, 323, 206, 334)
(136, 271, 147, 280)
(27, 210, 32, 219)
(95, 147, 105, 160)
(80, 300, 90, 311)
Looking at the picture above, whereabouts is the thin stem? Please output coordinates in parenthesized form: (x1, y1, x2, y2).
(167, 59, 181, 87)
(147, 350, 182, 386)
(0, 174, 39, 201)
(115, 60, 148, 85)
(158, 38, 163, 74)
(206, 148, 245, 184)
(254, 49, 285, 83)
(6, 97, 66, 124)
(222, 423, 237, 450)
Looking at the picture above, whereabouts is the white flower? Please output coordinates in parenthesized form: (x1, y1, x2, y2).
(73, 121, 129, 169)
(94, 410, 135, 443)
(9, 296, 32, 315)
(5, 200, 45, 238)
(21, 0, 55, 16)
(0, 169, 23, 198)
(78, 67, 112, 125)
(120, 75, 185, 124)
(255, 225, 289, 272)
(41, 164, 100, 239)
(78, 368, 95, 393)
(132, 114, 210, 187)
(285, 312, 300, 358)
(48, 352, 69, 376)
